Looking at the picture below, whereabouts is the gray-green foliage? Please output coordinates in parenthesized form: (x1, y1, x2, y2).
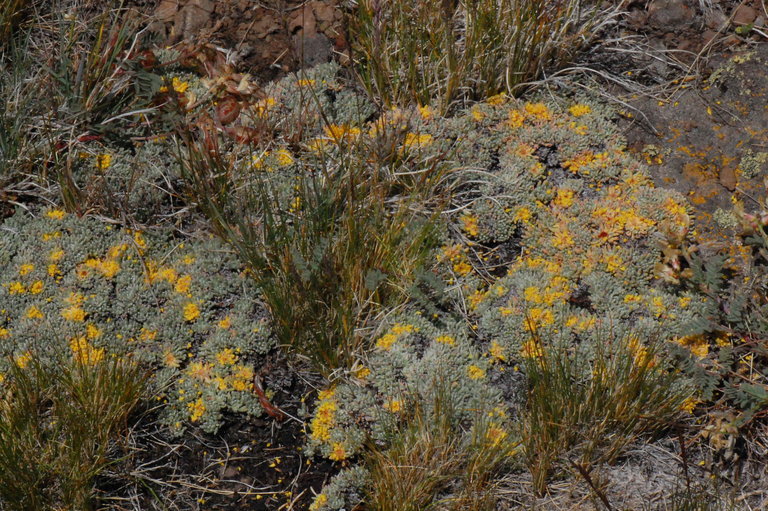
(0, 209, 274, 433)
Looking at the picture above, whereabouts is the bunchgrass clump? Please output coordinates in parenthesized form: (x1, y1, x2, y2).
(0, 354, 145, 511)
(176, 66, 455, 373)
(363, 383, 515, 511)
(348, 0, 619, 111)
(521, 331, 689, 495)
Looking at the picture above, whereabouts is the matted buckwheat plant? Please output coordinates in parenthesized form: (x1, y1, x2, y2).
(0, 209, 274, 434)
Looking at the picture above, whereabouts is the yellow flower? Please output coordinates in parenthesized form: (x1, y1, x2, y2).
(461, 214, 479, 237)
(324, 124, 361, 142)
(524, 102, 551, 121)
(99, 259, 120, 278)
(470, 105, 486, 121)
(376, 333, 397, 350)
(384, 399, 403, 413)
(95, 154, 112, 170)
(232, 378, 251, 391)
(233, 365, 254, 382)
(553, 188, 574, 208)
(486, 424, 508, 446)
(25, 305, 43, 320)
(19, 263, 34, 276)
(50, 249, 65, 261)
(418, 104, 435, 119)
(453, 261, 472, 276)
(317, 387, 336, 401)
(160, 76, 189, 93)
(187, 361, 213, 381)
(569, 104, 592, 117)
(218, 316, 232, 329)
(175, 274, 192, 294)
(310, 494, 328, 511)
(486, 93, 507, 105)
(86, 323, 102, 339)
(46, 209, 66, 220)
(15, 351, 32, 368)
(435, 335, 455, 346)
(403, 132, 433, 149)
(62, 305, 86, 322)
(183, 302, 200, 322)
(467, 365, 486, 380)
(513, 207, 532, 223)
(508, 109, 525, 128)
(47, 264, 60, 278)
(0, 328, 10, 338)
(275, 148, 294, 166)
(391, 323, 415, 336)
(139, 327, 156, 341)
(311, 399, 337, 441)
(188, 398, 206, 422)
(680, 397, 699, 414)
(157, 267, 177, 283)
(297, 79, 316, 87)
(216, 348, 238, 366)
(8, 281, 25, 294)
(489, 341, 506, 362)
(163, 349, 180, 368)
(552, 228, 574, 249)
(524, 308, 555, 331)
(329, 442, 346, 461)
(69, 336, 104, 365)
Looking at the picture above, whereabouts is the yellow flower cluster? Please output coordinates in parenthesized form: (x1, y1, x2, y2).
(467, 364, 486, 380)
(592, 206, 655, 242)
(69, 336, 105, 365)
(461, 214, 479, 237)
(437, 244, 472, 276)
(310, 388, 337, 443)
(375, 322, 417, 350)
(563, 150, 609, 175)
(188, 398, 206, 422)
(568, 104, 592, 117)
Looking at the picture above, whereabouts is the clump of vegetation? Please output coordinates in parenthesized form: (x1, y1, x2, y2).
(0, 209, 274, 433)
(521, 332, 688, 495)
(348, 0, 619, 111)
(0, 354, 145, 510)
(0, 1, 163, 218)
(176, 63, 454, 373)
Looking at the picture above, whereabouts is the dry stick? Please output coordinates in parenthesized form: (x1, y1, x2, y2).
(678, 430, 692, 494)
(568, 459, 614, 511)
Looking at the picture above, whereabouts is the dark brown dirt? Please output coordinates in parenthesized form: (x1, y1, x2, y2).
(99, 353, 341, 511)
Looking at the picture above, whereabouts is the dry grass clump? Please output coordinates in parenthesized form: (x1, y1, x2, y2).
(348, 0, 620, 112)
(521, 331, 689, 495)
(365, 385, 515, 511)
(0, 354, 146, 510)
(177, 115, 449, 374)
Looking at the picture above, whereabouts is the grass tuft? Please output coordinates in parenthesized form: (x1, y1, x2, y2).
(176, 114, 449, 374)
(521, 330, 690, 495)
(349, 0, 619, 111)
(0, 354, 146, 510)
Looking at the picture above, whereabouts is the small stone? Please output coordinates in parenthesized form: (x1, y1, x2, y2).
(647, 0, 695, 29)
(719, 165, 737, 191)
(704, 9, 728, 30)
(732, 5, 757, 25)
(293, 33, 332, 67)
(155, 0, 179, 22)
